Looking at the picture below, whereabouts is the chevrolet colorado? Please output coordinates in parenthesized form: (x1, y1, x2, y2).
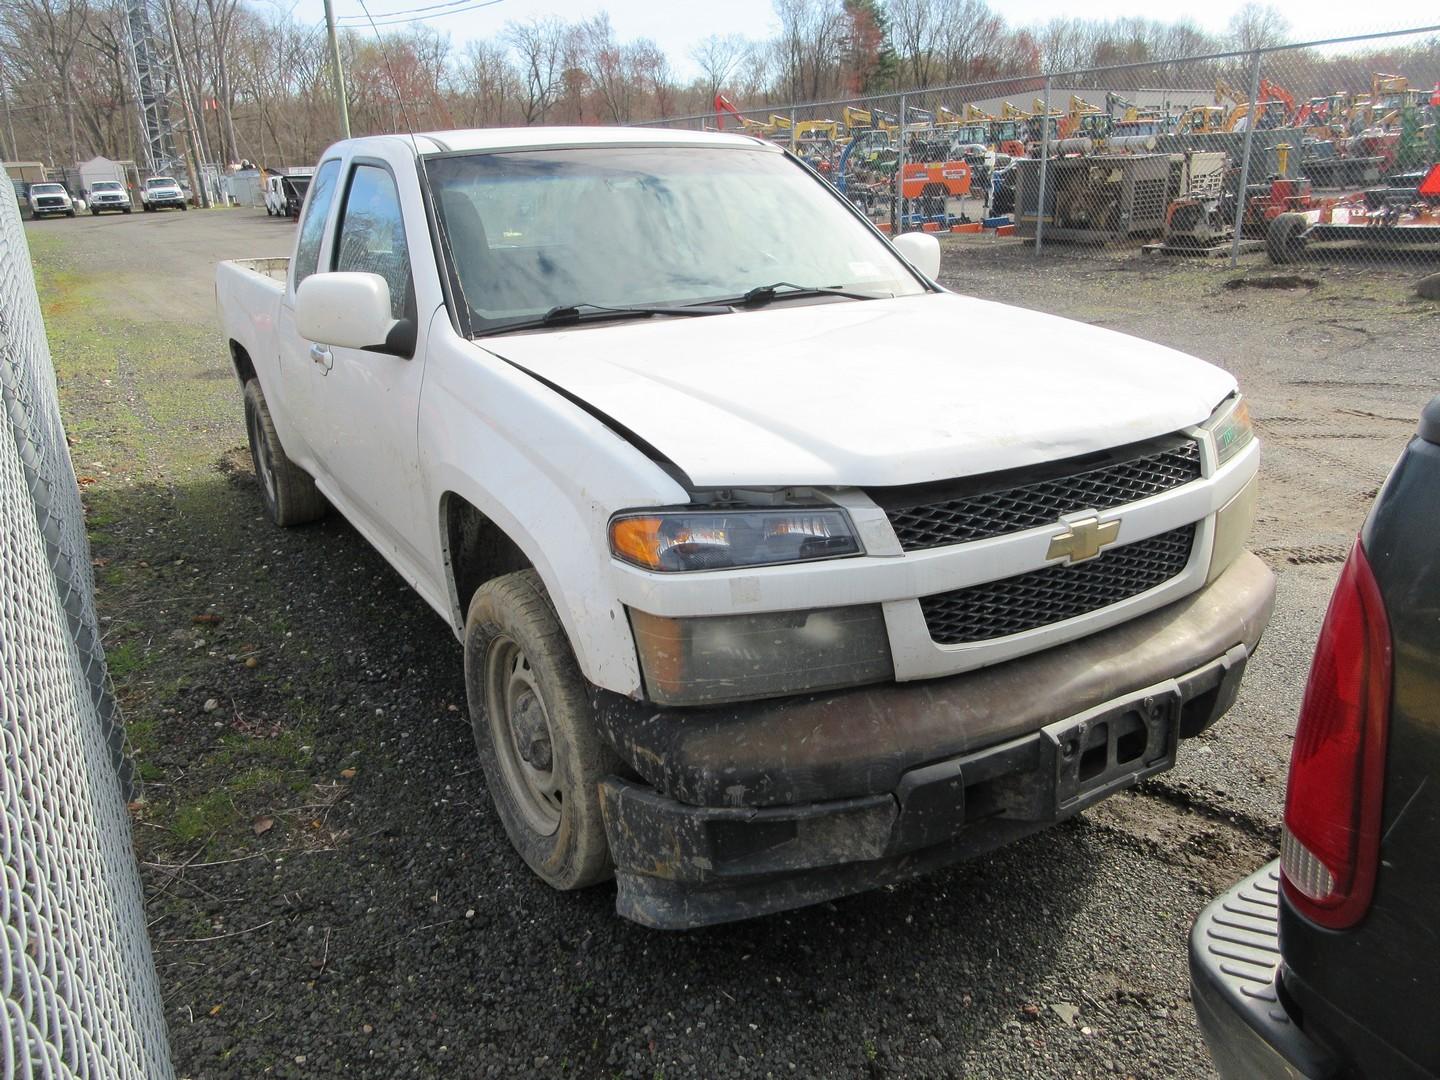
(215, 127, 1274, 928)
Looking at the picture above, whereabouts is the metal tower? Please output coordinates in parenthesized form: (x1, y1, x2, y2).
(123, 0, 179, 174)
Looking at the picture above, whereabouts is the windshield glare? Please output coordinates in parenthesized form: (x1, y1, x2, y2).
(427, 146, 924, 333)
(33, 184, 63, 194)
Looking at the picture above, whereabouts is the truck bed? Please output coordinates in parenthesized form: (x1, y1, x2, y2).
(227, 257, 290, 282)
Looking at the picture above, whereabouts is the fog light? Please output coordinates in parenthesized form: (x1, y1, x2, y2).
(629, 605, 894, 706)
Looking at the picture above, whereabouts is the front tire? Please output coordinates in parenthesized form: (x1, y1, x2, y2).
(242, 379, 326, 526)
(464, 570, 617, 891)
(67, 209, 76, 217)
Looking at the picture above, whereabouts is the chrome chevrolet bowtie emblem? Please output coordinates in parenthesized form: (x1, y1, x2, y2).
(1046, 516, 1120, 564)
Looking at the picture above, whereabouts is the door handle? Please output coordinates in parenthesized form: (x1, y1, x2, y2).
(309, 343, 332, 366)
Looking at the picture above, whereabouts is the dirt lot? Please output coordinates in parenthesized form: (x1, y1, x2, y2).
(25, 207, 1439, 1079)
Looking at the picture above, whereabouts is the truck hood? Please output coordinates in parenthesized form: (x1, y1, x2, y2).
(480, 292, 1236, 488)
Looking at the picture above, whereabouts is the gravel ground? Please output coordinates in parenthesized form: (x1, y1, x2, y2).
(25, 208, 1440, 1079)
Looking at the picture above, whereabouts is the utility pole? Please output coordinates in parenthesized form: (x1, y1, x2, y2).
(323, 0, 351, 139)
(163, 0, 210, 207)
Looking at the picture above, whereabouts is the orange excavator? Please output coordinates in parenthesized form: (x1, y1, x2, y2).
(713, 94, 775, 136)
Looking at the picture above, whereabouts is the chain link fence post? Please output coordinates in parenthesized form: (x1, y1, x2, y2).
(895, 92, 907, 234)
(1229, 49, 1265, 267)
(1036, 75, 1052, 254)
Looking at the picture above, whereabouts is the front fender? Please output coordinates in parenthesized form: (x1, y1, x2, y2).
(420, 327, 687, 697)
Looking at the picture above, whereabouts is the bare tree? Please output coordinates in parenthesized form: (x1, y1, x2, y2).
(457, 39, 517, 127)
(1227, 2, 1291, 52)
(691, 33, 750, 103)
(0, 0, 90, 163)
(506, 15, 564, 125)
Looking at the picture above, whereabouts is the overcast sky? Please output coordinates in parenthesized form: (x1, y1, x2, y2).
(284, 0, 1436, 83)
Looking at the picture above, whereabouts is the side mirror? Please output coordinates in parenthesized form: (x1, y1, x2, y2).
(891, 231, 942, 281)
(295, 272, 396, 351)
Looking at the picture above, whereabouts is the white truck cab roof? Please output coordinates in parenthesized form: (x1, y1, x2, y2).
(329, 126, 776, 158)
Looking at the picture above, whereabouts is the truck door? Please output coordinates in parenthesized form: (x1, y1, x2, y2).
(305, 159, 430, 574)
(275, 157, 341, 471)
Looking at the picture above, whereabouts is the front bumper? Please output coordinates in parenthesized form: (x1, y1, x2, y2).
(1189, 861, 1338, 1079)
(596, 550, 1275, 928)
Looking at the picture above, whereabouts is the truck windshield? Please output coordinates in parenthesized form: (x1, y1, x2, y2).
(148, 178, 176, 187)
(426, 146, 925, 334)
(32, 184, 64, 194)
(93, 182, 122, 191)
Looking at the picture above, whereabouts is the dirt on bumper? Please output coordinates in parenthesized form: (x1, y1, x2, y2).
(595, 551, 1276, 928)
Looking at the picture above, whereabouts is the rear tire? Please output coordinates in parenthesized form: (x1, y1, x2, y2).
(1266, 213, 1308, 264)
(464, 570, 617, 891)
(242, 378, 326, 526)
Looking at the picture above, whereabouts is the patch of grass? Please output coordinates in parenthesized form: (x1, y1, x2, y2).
(170, 789, 240, 842)
(228, 765, 288, 795)
(106, 639, 149, 677)
(125, 714, 159, 757)
(213, 728, 313, 771)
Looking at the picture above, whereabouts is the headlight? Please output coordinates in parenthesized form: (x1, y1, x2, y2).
(609, 508, 861, 572)
(1205, 394, 1254, 468)
(629, 605, 893, 705)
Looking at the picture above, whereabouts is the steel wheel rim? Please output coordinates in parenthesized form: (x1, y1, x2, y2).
(247, 404, 277, 507)
(487, 636, 562, 837)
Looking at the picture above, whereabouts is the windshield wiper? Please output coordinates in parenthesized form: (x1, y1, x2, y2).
(698, 282, 887, 308)
(476, 301, 730, 336)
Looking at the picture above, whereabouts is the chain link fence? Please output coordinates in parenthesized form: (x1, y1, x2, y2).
(0, 170, 173, 1078)
(642, 26, 1440, 272)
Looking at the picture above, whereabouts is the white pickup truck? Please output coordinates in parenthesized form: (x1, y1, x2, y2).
(141, 175, 187, 211)
(215, 127, 1273, 929)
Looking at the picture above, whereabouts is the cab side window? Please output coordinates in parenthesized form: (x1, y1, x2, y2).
(292, 159, 341, 289)
(334, 164, 412, 320)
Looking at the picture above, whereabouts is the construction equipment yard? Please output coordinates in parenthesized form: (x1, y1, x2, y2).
(28, 207, 1436, 1079)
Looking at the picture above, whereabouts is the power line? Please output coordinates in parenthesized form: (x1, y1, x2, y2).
(336, 0, 502, 26)
(336, 0, 473, 21)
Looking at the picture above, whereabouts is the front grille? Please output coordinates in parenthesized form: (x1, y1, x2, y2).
(880, 437, 1201, 551)
(920, 524, 1196, 645)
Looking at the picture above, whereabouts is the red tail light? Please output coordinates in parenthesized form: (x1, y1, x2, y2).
(1281, 539, 1392, 929)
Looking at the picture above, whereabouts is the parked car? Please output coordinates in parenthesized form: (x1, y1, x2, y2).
(264, 173, 310, 218)
(86, 179, 132, 215)
(141, 176, 186, 211)
(216, 127, 1272, 929)
(28, 182, 76, 218)
(1190, 393, 1440, 1079)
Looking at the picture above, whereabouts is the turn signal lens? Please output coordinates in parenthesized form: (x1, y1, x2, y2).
(1205, 395, 1255, 468)
(609, 509, 861, 572)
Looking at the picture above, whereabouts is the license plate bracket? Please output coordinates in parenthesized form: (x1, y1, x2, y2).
(1041, 682, 1182, 816)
